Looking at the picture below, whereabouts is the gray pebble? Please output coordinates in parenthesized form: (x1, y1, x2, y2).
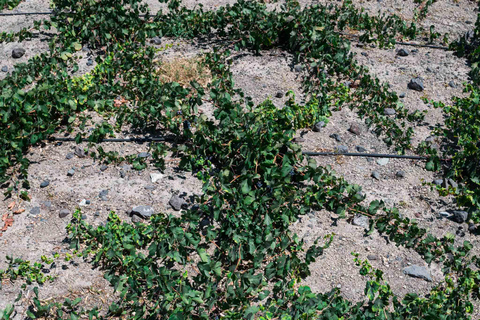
(371, 171, 380, 180)
(120, 170, 126, 178)
(1, 66, 7, 72)
(426, 67, 433, 73)
(376, 158, 389, 166)
(100, 164, 108, 172)
(384, 108, 396, 115)
(67, 169, 75, 177)
(40, 180, 50, 188)
(66, 153, 74, 159)
(399, 92, 406, 98)
(396, 171, 405, 178)
(348, 123, 361, 135)
(12, 48, 26, 59)
(74, 147, 86, 158)
(275, 91, 283, 98)
(131, 205, 155, 219)
(313, 121, 325, 132)
(367, 254, 378, 260)
(150, 36, 162, 45)
(86, 59, 93, 66)
(294, 64, 303, 72)
(330, 133, 342, 142)
(138, 152, 151, 158)
(293, 137, 305, 143)
(397, 48, 409, 56)
(403, 265, 432, 282)
(30, 207, 40, 215)
(353, 214, 370, 229)
(355, 146, 367, 153)
(433, 179, 443, 186)
(408, 77, 424, 91)
(452, 210, 468, 223)
(448, 81, 457, 88)
(169, 194, 186, 211)
(99, 189, 108, 201)
(361, 52, 368, 57)
(448, 178, 458, 189)
(59, 209, 70, 218)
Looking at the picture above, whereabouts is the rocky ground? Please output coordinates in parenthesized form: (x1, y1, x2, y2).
(1, 0, 480, 318)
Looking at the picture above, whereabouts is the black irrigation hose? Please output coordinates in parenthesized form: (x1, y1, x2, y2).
(49, 136, 177, 142)
(396, 41, 448, 50)
(48, 136, 435, 160)
(302, 151, 428, 160)
(0, 11, 150, 16)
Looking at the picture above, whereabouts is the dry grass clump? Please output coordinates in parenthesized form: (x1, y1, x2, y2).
(156, 56, 212, 88)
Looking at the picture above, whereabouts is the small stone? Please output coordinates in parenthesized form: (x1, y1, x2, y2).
(67, 169, 75, 177)
(396, 171, 405, 178)
(403, 265, 432, 282)
(66, 152, 74, 160)
(456, 227, 466, 237)
(59, 209, 70, 218)
(131, 215, 143, 223)
(99, 189, 108, 201)
(169, 194, 186, 211)
(353, 214, 370, 229)
(40, 180, 50, 188)
(145, 185, 156, 190)
(433, 179, 443, 186)
(293, 137, 305, 143)
(397, 48, 410, 56)
(355, 146, 367, 153)
(329, 133, 342, 142)
(94, 211, 100, 217)
(466, 20, 473, 24)
(150, 172, 164, 183)
(408, 77, 424, 91)
(348, 123, 361, 135)
(86, 59, 93, 66)
(100, 164, 108, 172)
(439, 211, 451, 218)
(448, 178, 458, 189)
(30, 207, 40, 215)
(468, 223, 476, 233)
(384, 108, 396, 115)
(79, 199, 88, 206)
(399, 92, 406, 98)
(285, 15, 294, 23)
(120, 170, 126, 178)
(313, 121, 325, 132)
(138, 152, 151, 158)
(150, 36, 162, 45)
(376, 158, 389, 166)
(74, 147, 86, 158)
(81, 214, 87, 220)
(426, 66, 433, 73)
(1, 66, 7, 72)
(294, 64, 303, 72)
(361, 52, 368, 57)
(275, 91, 283, 98)
(448, 81, 457, 88)
(367, 254, 378, 261)
(131, 205, 155, 219)
(371, 171, 380, 180)
(334, 145, 348, 153)
(452, 210, 468, 223)
(86, 200, 90, 204)
(12, 48, 26, 59)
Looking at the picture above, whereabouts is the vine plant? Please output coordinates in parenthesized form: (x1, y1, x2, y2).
(0, 0, 479, 319)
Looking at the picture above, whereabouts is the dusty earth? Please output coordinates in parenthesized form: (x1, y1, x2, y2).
(1, 0, 480, 318)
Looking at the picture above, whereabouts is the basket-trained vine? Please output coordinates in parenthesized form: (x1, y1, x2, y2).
(1, 0, 480, 319)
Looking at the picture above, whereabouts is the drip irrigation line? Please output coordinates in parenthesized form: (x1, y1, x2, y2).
(0, 11, 53, 16)
(49, 136, 177, 142)
(302, 151, 428, 160)
(0, 11, 150, 16)
(49, 136, 440, 160)
(396, 41, 448, 50)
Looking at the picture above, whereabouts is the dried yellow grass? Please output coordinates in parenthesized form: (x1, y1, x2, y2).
(156, 56, 212, 88)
